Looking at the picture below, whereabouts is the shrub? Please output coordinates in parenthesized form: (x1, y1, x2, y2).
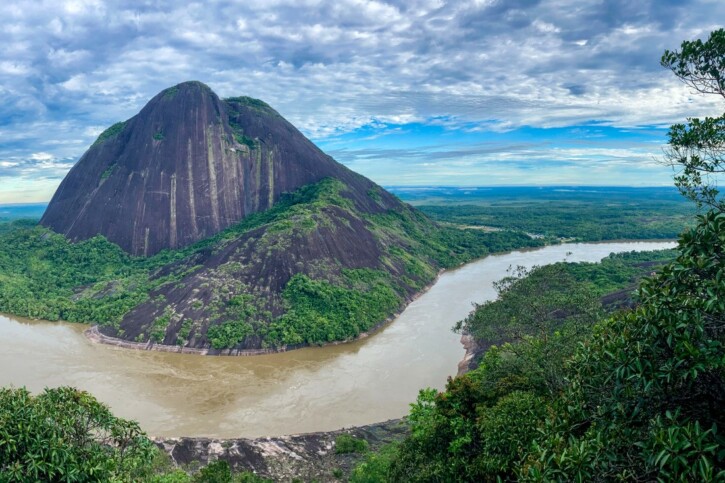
(0, 386, 155, 482)
(335, 434, 369, 454)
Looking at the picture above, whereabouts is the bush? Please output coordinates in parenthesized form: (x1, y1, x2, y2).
(350, 443, 399, 483)
(335, 434, 369, 454)
(0, 386, 155, 482)
(195, 460, 232, 482)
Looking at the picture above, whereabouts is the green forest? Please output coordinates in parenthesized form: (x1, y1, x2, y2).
(0, 178, 542, 349)
(347, 29, 725, 482)
(394, 187, 695, 242)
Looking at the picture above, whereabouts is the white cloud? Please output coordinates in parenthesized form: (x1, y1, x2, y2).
(0, 0, 723, 198)
(30, 152, 54, 161)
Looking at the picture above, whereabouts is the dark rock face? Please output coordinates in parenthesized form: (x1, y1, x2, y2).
(42, 81, 444, 350)
(41, 81, 396, 256)
(108, 194, 404, 346)
(155, 419, 409, 482)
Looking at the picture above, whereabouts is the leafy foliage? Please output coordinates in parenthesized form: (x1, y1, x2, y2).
(366, 205, 542, 271)
(164, 86, 179, 98)
(385, 262, 604, 481)
(207, 320, 253, 349)
(456, 264, 603, 343)
(225, 96, 278, 115)
(562, 248, 674, 295)
(355, 29, 725, 482)
(92, 121, 127, 147)
(349, 443, 399, 483)
(522, 210, 725, 481)
(0, 218, 39, 235)
(0, 385, 277, 482)
(662, 28, 725, 210)
(335, 434, 369, 454)
(100, 163, 116, 179)
(267, 269, 401, 346)
(0, 386, 155, 482)
(662, 28, 725, 99)
(0, 227, 153, 324)
(194, 460, 232, 482)
(359, 213, 722, 481)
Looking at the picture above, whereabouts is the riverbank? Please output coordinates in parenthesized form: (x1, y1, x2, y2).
(155, 419, 408, 482)
(457, 332, 484, 375)
(84, 269, 445, 356)
(0, 241, 677, 439)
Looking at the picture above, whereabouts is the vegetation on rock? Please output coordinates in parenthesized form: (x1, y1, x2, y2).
(335, 434, 370, 454)
(0, 177, 542, 350)
(2, 27, 721, 483)
(92, 120, 127, 147)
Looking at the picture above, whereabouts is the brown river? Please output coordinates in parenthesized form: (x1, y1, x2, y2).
(0, 241, 675, 438)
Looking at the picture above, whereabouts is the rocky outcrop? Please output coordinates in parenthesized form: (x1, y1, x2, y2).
(40, 81, 398, 256)
(41, 81, 482, 351)
(457, 332, 498, 375)
(155, 419, 408, 482)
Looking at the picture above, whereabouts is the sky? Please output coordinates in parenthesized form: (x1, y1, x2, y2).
(1, 0, 724, 203)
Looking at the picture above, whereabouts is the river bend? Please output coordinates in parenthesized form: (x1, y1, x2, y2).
(0, 241, 674, 437)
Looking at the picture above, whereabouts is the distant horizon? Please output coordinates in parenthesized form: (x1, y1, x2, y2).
(0, 185, 685, 208)
(386, 185, 679, 189)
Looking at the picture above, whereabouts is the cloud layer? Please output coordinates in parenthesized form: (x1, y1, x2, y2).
(1, 0, 724, 201)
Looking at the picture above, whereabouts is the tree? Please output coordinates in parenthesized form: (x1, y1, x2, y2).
(456, 264, 602, 344)
(0, 386, 155, 482)
(520, 30, 725, 481)
(662, 29, 725, 210)
(522, 211, 725, 480)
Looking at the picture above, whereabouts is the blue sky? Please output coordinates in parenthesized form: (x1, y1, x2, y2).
(1, 0, 724, 202)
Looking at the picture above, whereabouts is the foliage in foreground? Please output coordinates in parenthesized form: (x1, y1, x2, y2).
(524, 210, 725, 481)
(353, 28, 725, 482)
(355, 210, 724, 482)
(0, 386, 155, 482)
(0, 386, 273, 482)
(382, 261, 605, 481)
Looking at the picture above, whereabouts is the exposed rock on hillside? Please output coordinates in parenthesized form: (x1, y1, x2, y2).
(34, 82, 537, 350)
(40, 81, 398, 256)
(156, 419, 408, 482)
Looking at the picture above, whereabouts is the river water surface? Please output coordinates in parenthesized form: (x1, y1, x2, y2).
(0, 241, 674, 438)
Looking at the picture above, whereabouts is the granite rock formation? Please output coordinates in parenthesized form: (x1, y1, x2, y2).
(41, 81, 398, 256)
(38, 82, 497, 350)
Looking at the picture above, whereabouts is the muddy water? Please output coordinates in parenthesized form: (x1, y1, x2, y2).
(0, 241, 674, 438)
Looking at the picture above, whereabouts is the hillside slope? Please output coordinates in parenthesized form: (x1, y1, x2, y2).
(98, 178, 540, 349)
(40, 81, 399, 256)
(4, 82, 543, 350)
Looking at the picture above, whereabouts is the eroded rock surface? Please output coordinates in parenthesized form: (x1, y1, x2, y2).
(41, 81, 397, 256)
(155, 419, 408, 482)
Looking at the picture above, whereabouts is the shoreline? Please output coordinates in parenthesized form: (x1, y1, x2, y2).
(453, 239, 677, 375)
(2, 239, 678, 458)
(154, 418, 408, 481)
(456, 332, 480, 376)
(65, 238, 676, 358)
(84, 269, 446, 356)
